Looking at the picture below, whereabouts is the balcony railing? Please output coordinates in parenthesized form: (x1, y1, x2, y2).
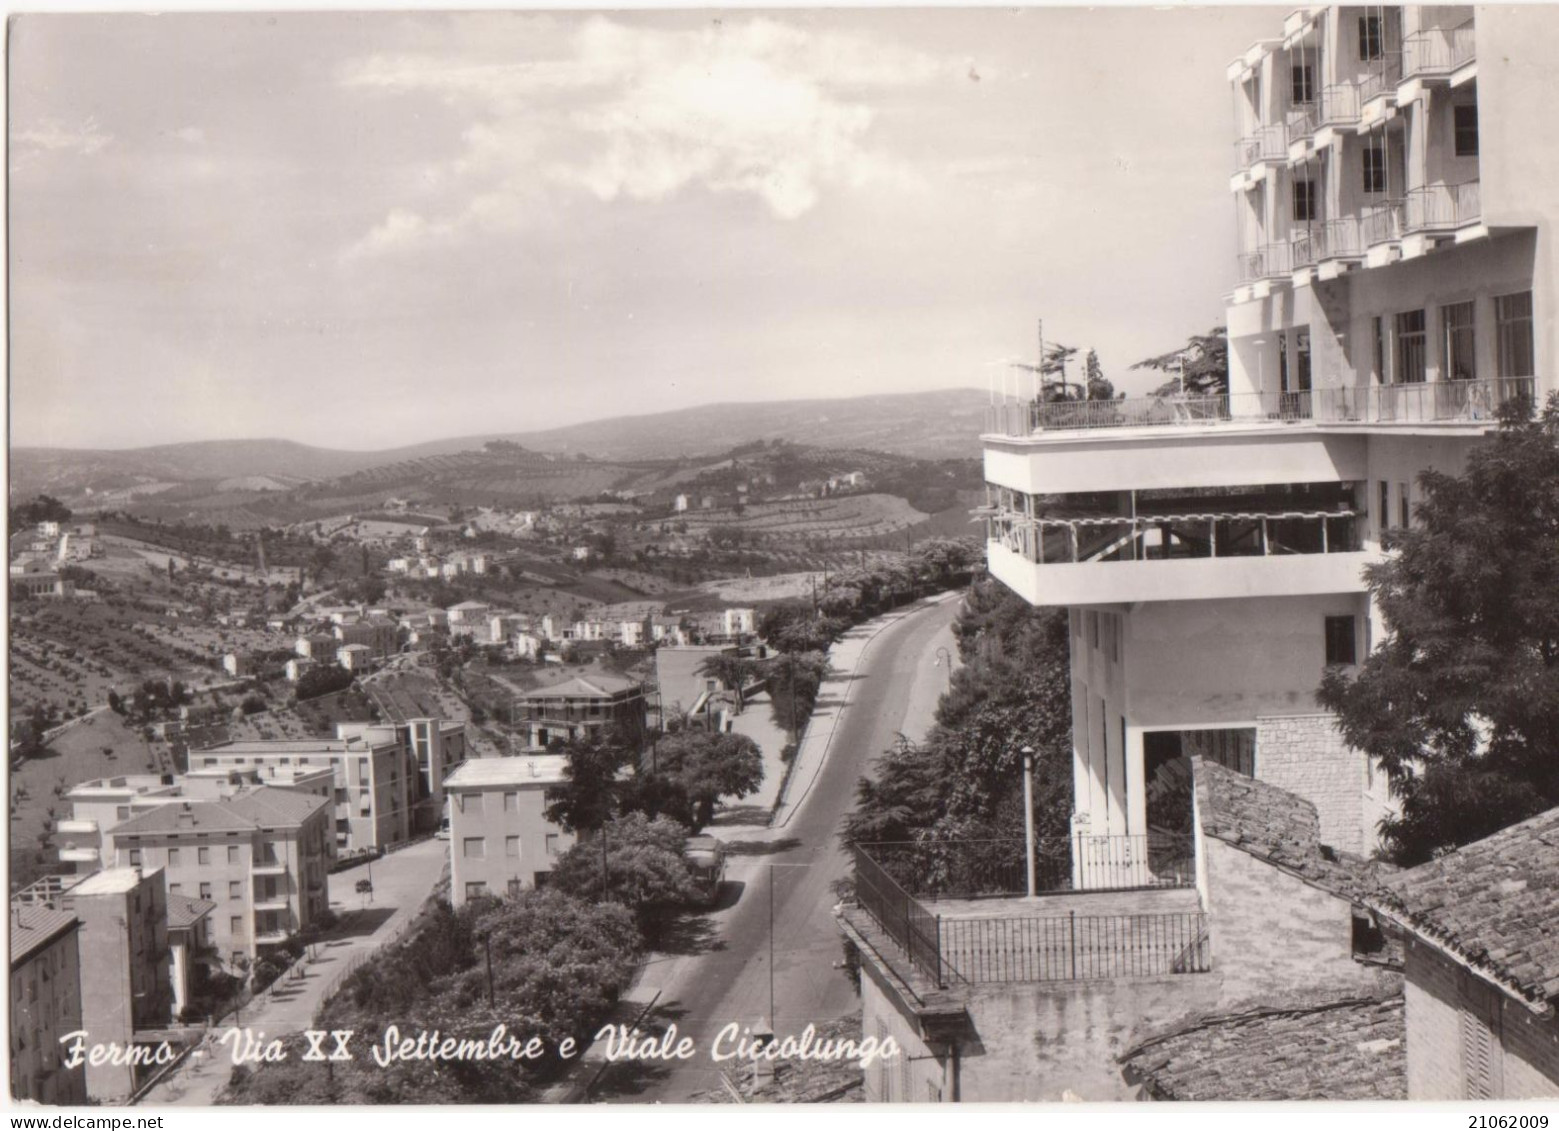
(940, 911, 1211, 984)
(994, 508, 1360, 566)
(1234, 124, 1287, 169)
(1405, 180, 1481, 233)
(983, 376, 1536, 438)
(1404, 20, 1475, 79)
(1285, 102, 1319, 140)
(1237, 242, 1293, 283)
(1361, 199, 1406, 245)
(853, 843, 948, 986)
(1319, 83, 1361, 128)
(1292, 216, 1365, 267)
(1358, 52, 1404, 103)
(864, 836, 1195, 899)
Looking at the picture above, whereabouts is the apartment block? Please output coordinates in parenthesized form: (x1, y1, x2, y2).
(56, 868, 173, 1101)
(106, 788, 333, 968)
(982, 4, 1555, 860)
(8, 905, 87, 1105)
(444, 756, 575, 908)
(512, 672, 648, 751)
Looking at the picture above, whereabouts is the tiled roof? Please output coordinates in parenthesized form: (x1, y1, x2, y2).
(110, 787, 327, 837)
(1192, 757, 1391, 903)
(10, 905, 79, 967)
(1119, 987, 1406, 1101)
(518, 672, 640, 699)
(165, 892, 217, 929)
(1370, 805, 1559, 1011)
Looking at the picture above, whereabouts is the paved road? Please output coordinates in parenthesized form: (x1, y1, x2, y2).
(596, 596, 963, 1102)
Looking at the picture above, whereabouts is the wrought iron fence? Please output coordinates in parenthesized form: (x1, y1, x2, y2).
(852, 843, 950, 987)
(940, 911, 1211, 984)
(861, 835, 1195, 899)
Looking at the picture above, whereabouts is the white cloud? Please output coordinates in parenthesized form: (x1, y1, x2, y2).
(337, 15, 950, 254)
(13, 116, 109, 157)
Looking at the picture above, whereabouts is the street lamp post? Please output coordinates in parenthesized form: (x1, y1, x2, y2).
(1021, 745, 1036, 898)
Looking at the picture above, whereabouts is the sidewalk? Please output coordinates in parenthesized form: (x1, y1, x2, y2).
(136, 837, 449, 1107)
(722, 690, 791, 816)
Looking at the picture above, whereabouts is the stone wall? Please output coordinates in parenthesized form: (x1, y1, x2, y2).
(1256, 713, 1365, 853)
(1203, 835, 1377, 1004)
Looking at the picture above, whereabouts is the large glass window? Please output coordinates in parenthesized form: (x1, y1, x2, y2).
(1293, 177, 1317, 223)
(1359, 15, 1384, 60)
(1442, 302, 1476, 381)
(1363, 137, 1388, 194)
(1454, 104, 1479, 158)
(1495, 292, 1535, 378)
(1291, 63, 1315, 105)
(1394, 310, 1428, 383)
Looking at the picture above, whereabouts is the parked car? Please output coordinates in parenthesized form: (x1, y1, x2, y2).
(685, 835, 726, 908)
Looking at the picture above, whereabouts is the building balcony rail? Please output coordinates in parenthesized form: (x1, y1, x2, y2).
(992, 507, 1360, 566)
(1361, 199, 1406, 245)
(983, 376, 1536, 439)
(1292, 217, 1365, 267)
(251, 858, 288, 875)
(1358, 52, 1404, 102)
(254, 929, 293, 946)
(851, 843, 1211, 988)
(53, 819, 98, 836)
(1319, 83, 1361, 128)
(1405, 180, 1481, 233)
(253, 897, 291, 912)
(862, 835, 1195, 900)
(58, 846, 100, 865)
(1237, 242, 1293, 283)
(1285, 101, 1319, 140)
(1403, 20, 1475, 79)
(1234, 124, 1287, 169)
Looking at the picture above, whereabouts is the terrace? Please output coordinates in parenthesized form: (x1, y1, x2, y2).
(983, 376, 1536, 439)
(849, 836, 1208, 990)
(1404, 180, 1481, 235)
(1402, 19, 1475, 82)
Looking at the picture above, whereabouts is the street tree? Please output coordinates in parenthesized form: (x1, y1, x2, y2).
(1318, 395, 1559, 864)
(541, 729, 638, 833)
(652, 730, 763, 831)
(1132, 326, 1230, 397)
(548, 813, 699, 935)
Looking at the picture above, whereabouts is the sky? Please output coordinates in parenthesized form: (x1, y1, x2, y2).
(9, 7, 1279, 451)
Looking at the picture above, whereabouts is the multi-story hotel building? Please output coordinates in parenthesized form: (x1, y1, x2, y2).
(444, 756, 575, 909)
(983, 4, 1555, 860)
(105, 788, 333, 968)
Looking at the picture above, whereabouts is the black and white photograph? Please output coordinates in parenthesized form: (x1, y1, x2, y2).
(6, 1, 1559, 1113)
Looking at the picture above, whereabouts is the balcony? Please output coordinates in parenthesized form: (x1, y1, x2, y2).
(1234, 124, 1287, 171)
(1361, 199, 1405, 246)
(1405, 180, 1481, 235)
(983, 376, 1536, 441)
(250, 856, 288, 875)
(1318, 84, 1361, 130)
(252, 897, 290, 912)
(58, 845, 100, 865)
(1237, 242, 1293, 284)
(1358, 52, 1404, 106)
(254, 930, 293, 946)
(846, 841, 1209, 990)
(53, 819, 97, 836)
(1403, 20, 1475, 81)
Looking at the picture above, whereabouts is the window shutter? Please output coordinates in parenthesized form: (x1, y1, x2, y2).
(1460, 985, 1504, 1100)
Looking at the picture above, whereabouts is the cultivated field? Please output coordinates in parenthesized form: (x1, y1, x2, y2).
(673, 493, 929, 542)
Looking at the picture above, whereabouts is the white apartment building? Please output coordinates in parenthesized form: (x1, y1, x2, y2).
(983, 5, 1555, 864)
(444, 757, 575, 908)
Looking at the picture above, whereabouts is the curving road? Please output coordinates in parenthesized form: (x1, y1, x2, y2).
(596, 595, 963, 1102)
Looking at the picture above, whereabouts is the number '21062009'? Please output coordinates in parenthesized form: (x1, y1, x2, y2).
(1469, 1118, 1548, 1129)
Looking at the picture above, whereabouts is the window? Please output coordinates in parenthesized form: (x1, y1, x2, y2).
(1454, 104, 1479, 158)
(198, 847, 210, 865)
(1359, 14, 1383, 60)
(116, 806, 131, 821)
(1442, 302, 1476, 381)
(1293, 177, 1317, 223)
(464, 882, 488, 901)
(503, 792, 518, 813)
(199, 882, 212, 900)
(1495, 292, 1535, 378)
(1291, 63, 1314, 105)
(505, 836, 521, 858)
(168, 847, 181, 866)
(545, 834, 561, 857)
(129, 849, 142, 866)
(1379, 480, 1392, 533)
(232, 952, 244, 967)
(463, 837, 486, 859)
(1362, 137, 1388, 194)
(230, 916, 242, 935)
(1088, 611, 1099, 649)
(169, 883, 182, 894)
(229, 880, 242, 899)
(1394, 311, 1427, 384)
(1373, 315, 1388, 383)
(356, 757, 368, 780)
(1400, 484, 1411, 530)
(1325, 616, 1358, 666)
(507, 879, 523, 898)
(227, 845, 239, 865)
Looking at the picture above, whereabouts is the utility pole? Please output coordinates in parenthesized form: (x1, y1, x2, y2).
(1022, 746, 1037, 898)
(485, 934, 495, 1008)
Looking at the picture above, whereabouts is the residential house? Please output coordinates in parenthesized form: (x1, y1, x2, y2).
(444, 756, 576, 908)
(1368, 805, 1559, 1098)
(165, 892, 218, 1021)
(334, 617, 399, 658)
(512, 672, 648, 751)
(335, 642, 372, 671)
(8, 904, 86, 1104)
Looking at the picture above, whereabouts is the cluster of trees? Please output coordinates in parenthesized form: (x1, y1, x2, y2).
(843, 579, 1073, 849)
(106, 678, 194, 724)
(294, 665, 356, 702)
(9, 494, 72, 529)
(1320, 395, 1559, 864)
(220, 892, 640, 1104)
(1132, 327, 1230, 398)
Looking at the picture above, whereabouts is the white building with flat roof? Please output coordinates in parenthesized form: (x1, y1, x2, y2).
(444, 757, 575, 908)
